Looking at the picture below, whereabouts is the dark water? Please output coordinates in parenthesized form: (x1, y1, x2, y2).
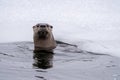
(33, 51, 54, 69)
(0, 41, 120, 80)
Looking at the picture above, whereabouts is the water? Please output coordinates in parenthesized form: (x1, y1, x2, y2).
(0, 41, 120, 80)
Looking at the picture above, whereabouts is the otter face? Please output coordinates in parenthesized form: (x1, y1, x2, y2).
(33, 23, 53, 39)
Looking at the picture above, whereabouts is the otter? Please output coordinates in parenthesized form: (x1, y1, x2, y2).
(33, 23, 57, 52)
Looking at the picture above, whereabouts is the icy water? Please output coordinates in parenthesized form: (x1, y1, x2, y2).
(0, 41, 120, 80)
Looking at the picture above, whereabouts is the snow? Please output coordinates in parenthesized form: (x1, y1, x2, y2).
(0, 0, 120, 57)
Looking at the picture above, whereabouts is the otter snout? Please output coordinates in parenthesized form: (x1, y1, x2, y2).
(38, 30, 48, 39)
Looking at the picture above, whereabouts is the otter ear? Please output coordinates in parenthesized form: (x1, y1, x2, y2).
(33, 26, 35, 28)
(50, 26, 53, 28)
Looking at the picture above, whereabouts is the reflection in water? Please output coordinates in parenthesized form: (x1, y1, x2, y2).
(33, 51, 54, 69)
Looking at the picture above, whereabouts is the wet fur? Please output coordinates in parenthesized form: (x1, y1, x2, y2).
(33, 23, 57, 52)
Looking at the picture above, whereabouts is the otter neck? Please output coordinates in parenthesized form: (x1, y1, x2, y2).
(34, 35, 56, 51)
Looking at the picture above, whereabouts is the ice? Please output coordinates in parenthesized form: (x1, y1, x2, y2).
(0, 0, 120, 56)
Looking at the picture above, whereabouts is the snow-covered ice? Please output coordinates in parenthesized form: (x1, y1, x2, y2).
(0, 0, 120, 57)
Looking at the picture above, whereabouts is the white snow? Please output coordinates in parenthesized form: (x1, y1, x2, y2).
(0, 0, 120, 57)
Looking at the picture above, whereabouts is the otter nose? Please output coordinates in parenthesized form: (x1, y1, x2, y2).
(40, 25, 46, 28)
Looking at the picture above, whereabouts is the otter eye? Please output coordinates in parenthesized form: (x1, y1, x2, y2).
(50, 26, 53, 28)
(46, 25, 49, 27)
(36, 25, 39, 27)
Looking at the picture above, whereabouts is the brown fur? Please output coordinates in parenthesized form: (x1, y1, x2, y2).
(33, 23, 56, 52)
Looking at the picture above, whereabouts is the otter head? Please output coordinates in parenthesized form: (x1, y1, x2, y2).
(33, 23, 53, 40)
(33, 23, 56, 52)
